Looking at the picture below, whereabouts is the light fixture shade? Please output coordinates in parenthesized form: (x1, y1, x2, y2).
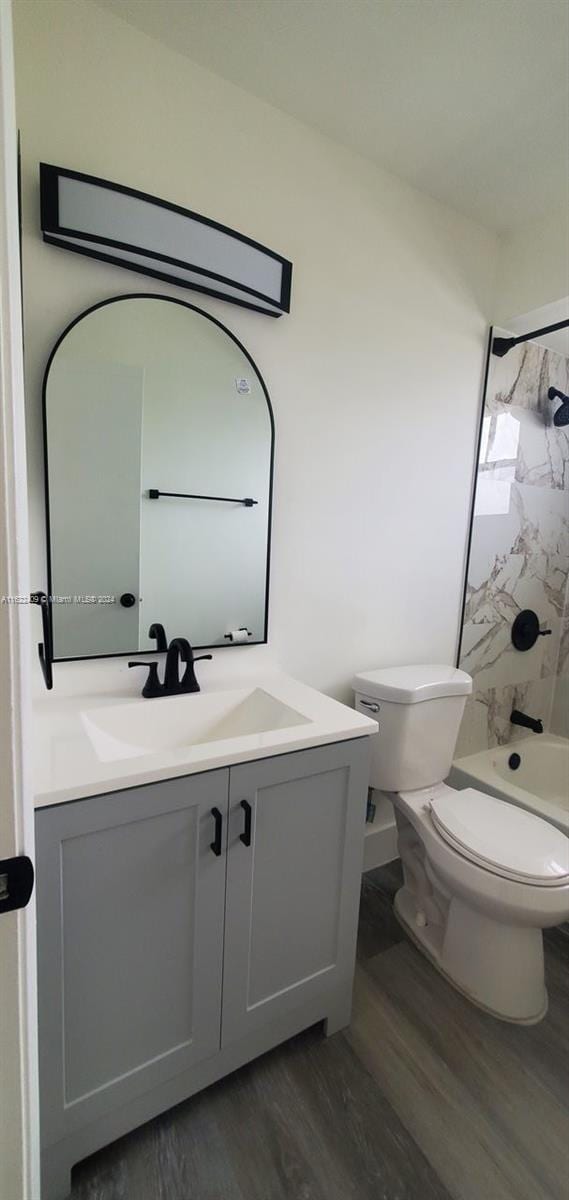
(40, 164, 292, 317)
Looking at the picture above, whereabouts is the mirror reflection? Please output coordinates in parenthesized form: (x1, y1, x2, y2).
(44, 295, 273, 660)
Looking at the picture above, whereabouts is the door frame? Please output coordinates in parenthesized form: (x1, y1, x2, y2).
(0, 0, 40, 1195)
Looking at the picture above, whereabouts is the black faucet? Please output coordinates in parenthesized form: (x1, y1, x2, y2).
(148, 622, 168, 652)
(510, 709, 543, 735)
(163, 637, 192, 692)
(163, 637, 214, 694)
(129, 634, 212, 698)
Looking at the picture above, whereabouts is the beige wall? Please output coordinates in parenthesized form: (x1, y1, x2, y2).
(14, 0, 498, 699)
(494, 205, 569, 326)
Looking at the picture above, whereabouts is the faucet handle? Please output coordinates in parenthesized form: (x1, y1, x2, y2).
(128, 661, 162, 697)
(193, 654, 213, 663)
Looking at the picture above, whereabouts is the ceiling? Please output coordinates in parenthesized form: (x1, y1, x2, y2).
(92, 0, 569, 235)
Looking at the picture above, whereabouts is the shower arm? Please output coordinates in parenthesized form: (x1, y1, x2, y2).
(492, 318, 569, 357)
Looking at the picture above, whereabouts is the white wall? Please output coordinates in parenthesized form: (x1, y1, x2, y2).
(14, 0, 498, 702)
(493, 204, 569, 327)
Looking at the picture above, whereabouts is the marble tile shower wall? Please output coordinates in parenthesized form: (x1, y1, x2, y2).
(551, 574, 569, 737)
(457, 337, 569, 756)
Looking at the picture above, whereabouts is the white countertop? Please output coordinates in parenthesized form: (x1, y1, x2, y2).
(33, 671, 377, 808)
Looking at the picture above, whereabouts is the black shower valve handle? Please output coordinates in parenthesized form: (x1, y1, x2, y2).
(511, 609, 551, 652)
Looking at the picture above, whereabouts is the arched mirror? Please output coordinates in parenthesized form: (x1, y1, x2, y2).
(43, 294, 274, 660)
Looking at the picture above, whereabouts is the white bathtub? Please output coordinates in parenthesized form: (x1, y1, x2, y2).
(449, 734, 569, 834)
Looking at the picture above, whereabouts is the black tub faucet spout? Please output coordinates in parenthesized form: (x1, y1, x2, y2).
(510, 709, 543, 735)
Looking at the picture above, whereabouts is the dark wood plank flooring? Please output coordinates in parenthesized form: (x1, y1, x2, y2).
(72, 862, 569, 1200)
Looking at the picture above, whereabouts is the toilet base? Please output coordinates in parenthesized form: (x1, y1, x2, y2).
(394, 887, 549, 1025)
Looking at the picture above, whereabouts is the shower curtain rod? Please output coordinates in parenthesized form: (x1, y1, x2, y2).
(492, 318, 569, 357)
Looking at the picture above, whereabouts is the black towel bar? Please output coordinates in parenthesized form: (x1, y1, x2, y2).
(148, 489, 257, 507)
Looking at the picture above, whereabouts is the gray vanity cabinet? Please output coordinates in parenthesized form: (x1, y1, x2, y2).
(35, 770, 229, 1149)
(222, 742, 368, 1045)
(36, 738, 369, 1200)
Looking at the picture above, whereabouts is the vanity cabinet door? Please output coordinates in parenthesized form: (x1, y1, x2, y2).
(221, 739, 369, 1046)
(35, 770, 228, 1148)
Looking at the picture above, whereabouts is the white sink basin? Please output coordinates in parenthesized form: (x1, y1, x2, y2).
(81, 687, 312, 763)
(34, 671, 378, 806)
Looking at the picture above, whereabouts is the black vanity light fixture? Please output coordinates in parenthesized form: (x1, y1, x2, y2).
(39, 164, 292, 317)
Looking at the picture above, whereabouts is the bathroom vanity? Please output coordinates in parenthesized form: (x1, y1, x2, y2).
(34, 289, 376, 1197)
(34, 675, 376, 1199)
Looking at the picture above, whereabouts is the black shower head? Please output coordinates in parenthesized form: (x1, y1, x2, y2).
(548, 387, 569, 427)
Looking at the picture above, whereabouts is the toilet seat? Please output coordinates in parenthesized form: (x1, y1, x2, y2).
(429, 789, 569, 887)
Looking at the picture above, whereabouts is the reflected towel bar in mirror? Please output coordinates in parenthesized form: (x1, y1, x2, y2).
(148, 489, 258, 507)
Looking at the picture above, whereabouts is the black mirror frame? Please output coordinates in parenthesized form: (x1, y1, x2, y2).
(41, 293, 275, 664)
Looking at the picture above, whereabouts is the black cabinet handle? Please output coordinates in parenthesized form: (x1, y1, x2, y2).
(210, 807, 223, 857)
(240, 800, 252, 847)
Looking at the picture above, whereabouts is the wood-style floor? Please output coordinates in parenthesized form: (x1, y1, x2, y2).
(72, 862, 569, 1200)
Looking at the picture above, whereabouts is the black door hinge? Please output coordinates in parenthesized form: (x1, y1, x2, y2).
(0, 856, 34, 914)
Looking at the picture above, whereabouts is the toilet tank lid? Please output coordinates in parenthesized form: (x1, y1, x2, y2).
(352, 664, 473, 703)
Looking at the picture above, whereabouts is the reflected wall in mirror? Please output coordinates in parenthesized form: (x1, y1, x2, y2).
(43, 295, 274, 660)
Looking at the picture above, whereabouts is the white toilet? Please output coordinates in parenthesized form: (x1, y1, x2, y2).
(353, 664, 569, 1024)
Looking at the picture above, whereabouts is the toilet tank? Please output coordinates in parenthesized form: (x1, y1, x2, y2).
(353, 665, 472, 791)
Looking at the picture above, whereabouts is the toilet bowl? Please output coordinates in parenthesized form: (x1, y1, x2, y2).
(353, 664, 569, 1023)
